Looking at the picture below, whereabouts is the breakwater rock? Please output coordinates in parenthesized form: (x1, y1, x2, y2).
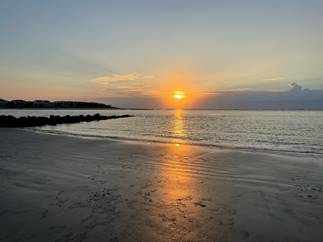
(0, 114, 133, 127)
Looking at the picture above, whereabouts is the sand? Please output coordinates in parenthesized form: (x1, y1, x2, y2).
(0, 128, 323, 242)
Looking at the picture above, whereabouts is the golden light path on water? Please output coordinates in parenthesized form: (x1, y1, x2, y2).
(146, 109, 209, 240)
(173, 109, 185, 140)
(156, 109, 196, 200)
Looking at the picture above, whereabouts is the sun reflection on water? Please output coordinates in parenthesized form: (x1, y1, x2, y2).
(154, 109, 201, 205)
(173, 109, 185, 140)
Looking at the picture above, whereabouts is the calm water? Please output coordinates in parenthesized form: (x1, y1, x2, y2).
(1, 109, 323, 156)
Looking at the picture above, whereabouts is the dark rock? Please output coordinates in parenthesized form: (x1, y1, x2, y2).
(0, 114, 133, 128)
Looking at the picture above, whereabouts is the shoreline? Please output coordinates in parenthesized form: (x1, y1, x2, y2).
(1, 128, 323, 241)
(31, 127, 323, 160)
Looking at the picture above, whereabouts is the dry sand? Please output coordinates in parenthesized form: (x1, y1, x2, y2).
(0, 128, 323, 242)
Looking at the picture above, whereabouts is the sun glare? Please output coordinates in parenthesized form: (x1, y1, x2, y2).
(173, 91, 186, 100)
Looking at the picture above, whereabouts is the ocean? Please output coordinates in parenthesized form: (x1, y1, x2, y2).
(1, 109, 323, 157)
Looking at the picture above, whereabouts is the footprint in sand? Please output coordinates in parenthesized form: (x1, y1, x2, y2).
(41, 209, 48, 219)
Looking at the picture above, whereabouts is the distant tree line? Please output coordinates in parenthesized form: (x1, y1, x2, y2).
(0, 99, 117, 109)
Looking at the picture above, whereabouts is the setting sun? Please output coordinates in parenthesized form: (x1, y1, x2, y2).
(173, 91, 186, 100)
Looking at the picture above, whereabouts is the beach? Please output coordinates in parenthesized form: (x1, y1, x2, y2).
(1, 128, 323, 242)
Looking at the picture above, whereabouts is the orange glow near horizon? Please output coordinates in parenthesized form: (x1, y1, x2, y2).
(155, 70, 202, 109)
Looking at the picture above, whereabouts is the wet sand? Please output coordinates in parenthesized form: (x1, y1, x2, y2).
(0, 128, 323, 242)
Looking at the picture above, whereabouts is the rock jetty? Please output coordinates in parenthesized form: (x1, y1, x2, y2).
(0, 114, 132, 128)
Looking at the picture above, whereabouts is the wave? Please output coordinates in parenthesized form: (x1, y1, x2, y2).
(32, 128, 323, 158)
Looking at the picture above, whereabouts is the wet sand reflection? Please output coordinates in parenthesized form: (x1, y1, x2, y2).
(139, 110, 231, 241)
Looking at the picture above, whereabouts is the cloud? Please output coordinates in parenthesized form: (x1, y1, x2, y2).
(91, 76, 323, 109)
(92, 73, 154, 85)
(289, 82, 303, 93)
(96, 96, 162, 109)
(90, 73, 155, 97)
(264, 77, 285, 81)
(195, 82, 323, 110)
(92, 73, 139, 85)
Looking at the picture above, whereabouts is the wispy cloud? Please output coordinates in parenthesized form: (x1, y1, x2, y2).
(93, 73, 138, 85)
(264, 77, 285, 81)
(90, 73, 155, 97)
(91, 73, 154, 85)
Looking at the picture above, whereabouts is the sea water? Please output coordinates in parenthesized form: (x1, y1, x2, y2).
(1, 109, 323, 157)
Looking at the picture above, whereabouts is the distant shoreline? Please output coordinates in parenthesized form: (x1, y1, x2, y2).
(1, 108, 322, 111)
(0, 107, 119, 110)
(0, 99, 118, 109)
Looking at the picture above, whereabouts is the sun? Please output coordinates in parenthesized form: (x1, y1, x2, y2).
(173, 90, 186, 100)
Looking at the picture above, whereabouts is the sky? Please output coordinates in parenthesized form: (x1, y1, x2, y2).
(0, 0, 323, 108)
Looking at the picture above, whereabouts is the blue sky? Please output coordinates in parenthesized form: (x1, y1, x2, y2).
(0, 0, 323, 107)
